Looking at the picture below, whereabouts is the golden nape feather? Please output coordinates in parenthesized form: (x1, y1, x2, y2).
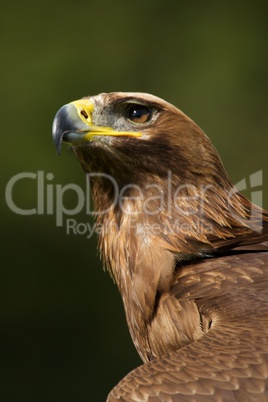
(52, 92, 268, 401)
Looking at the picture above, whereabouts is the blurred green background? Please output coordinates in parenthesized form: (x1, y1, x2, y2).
(1, 1, 268, 401)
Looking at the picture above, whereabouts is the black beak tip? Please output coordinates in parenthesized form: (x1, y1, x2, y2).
(52, 105, 68, 155)
(53, 127, 62, 155)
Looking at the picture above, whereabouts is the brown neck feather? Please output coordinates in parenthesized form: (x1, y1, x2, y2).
(82, 160, 268, 359)
(72, 117, 268, 360)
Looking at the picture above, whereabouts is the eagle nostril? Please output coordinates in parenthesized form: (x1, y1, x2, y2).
(80, 109, 89, 119)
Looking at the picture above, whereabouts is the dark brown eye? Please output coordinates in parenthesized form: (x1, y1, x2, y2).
(127, 105, 151, 124)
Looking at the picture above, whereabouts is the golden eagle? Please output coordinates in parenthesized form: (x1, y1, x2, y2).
(53, 92, 268, 401)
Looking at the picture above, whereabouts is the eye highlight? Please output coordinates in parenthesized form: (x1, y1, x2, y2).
(127, 105, 151, 124)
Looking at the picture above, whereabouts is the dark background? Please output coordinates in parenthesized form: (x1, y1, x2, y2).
(1, 1, 268, 401)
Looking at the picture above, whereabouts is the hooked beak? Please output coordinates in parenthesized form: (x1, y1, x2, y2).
(52, 99, 142, 154)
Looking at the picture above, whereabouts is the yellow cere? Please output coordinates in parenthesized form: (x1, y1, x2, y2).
(72, 99, 95, 125)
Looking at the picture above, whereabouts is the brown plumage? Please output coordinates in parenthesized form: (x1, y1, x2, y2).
(52, 92, 268, 401)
